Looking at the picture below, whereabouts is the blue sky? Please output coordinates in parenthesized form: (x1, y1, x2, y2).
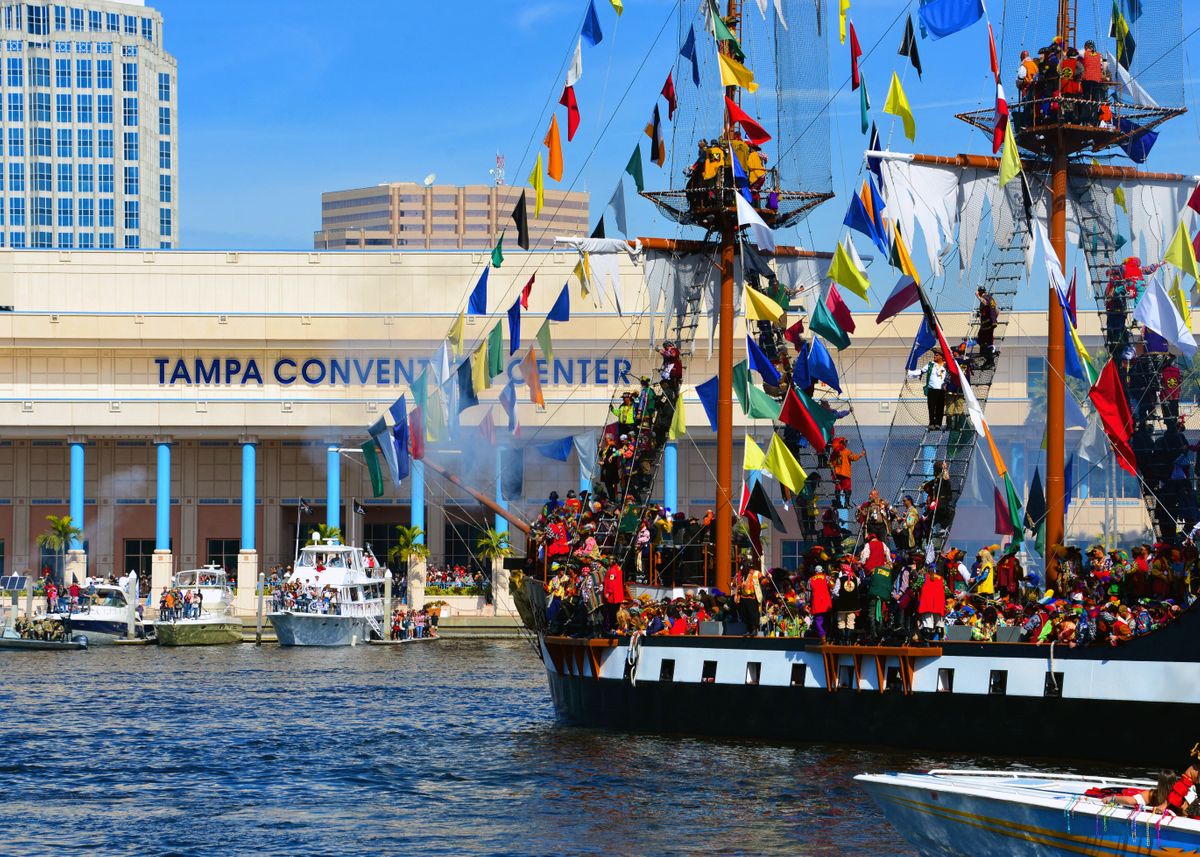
(160, 0, 1200, 300)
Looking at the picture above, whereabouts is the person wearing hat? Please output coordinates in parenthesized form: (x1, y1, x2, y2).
(864, 563, 894, 642)
(975, 287, 999, 370)
(916, 563, 951, 643)
(1080, 40, 1105, 110)
(611, 391, 636, 435)
(635, 375, 657, 425)
(908, 348, 949, 431)
(657, 340, 683, 395)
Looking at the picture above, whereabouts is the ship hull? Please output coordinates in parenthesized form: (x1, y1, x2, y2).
(153, 619, 243, 646)
(268, 612, 374, 647)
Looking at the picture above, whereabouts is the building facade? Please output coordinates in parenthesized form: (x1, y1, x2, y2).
(314, 182, 589, 251)
(0, 248, 1167, 609)
(0, 0, 176, 251)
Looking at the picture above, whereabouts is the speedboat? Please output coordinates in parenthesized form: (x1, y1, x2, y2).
(857, 769, 1200, 856)
(267, 539, 385, 647)
(49, 577, 143, 645)
(152, 565, 243, 646)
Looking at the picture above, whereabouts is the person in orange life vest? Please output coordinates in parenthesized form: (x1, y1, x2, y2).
(807, 565, 833, 642)
(917, 566, 951, 642)
(601, 562, 624, 634)
(829, 436, 865, 518)
(859, 530, 892, 573)
(1081, 40, 1106, 107)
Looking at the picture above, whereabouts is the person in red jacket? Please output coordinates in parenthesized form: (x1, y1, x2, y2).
(917, 567, 951, 642)
(808, 566, 833, 642)
(602, 561, 624, 634)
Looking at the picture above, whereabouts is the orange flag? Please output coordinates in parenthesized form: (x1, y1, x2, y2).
(545, 115, 563, 182)
(522, 348, 545, 407)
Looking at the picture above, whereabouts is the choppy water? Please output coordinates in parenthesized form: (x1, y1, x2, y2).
(0, 639, 1041, 855)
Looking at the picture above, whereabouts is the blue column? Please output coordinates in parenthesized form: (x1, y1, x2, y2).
(326, 445, 340, 532)
(69, 440, 84, 550)
(155, 439, 171, 552)
(411, 459, 425, 543)
(241, 440, 256, 551)
(663, 442, 678, 513)
(494, 448, 509, 534)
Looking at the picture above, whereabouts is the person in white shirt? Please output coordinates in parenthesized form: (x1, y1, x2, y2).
(908, 349, 949, 430)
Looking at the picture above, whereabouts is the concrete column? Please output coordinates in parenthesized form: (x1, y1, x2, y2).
(663, 442, 679, 513)
(326, 444, 340, 533)
(407, 556, 426, 610)
(65, 436, 86, 584)
(492, 556, 516, 617)
(151, 436, 173, 600)
(12, 440, 29, 572)
(410, 458, 425, 541)
(494, 448, 509, 535)
(237, 435, 259, 616)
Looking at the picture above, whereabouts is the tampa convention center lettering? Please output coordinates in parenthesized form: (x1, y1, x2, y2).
(154, 357, 634, 387)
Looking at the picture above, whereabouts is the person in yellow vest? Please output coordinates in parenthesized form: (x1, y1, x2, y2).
(702, 143, 725, 184)
(729, 135, 750, 173)
(747, 144, 768, 191)
(973, 545, 997, 597)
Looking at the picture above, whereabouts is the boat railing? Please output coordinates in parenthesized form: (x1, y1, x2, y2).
(925, 769, 1151, 788)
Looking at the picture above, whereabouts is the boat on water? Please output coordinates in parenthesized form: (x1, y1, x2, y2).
(267, 539, 385, 647)
(49, 577, 143, 645)
(857, 769, 1200, 856)
(0, 627, 88, 650)
(152, 565, 243, 646)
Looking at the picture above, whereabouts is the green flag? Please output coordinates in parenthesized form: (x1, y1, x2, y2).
(411, 368, 428, 409)
(360, 440, 385, 498)
(425, 388, 445, 442)
(809, 297, 850, 350)
(536, 319, 554, 363)
(708, 0, 745, 60)
(625, 144, 644, 193)
(733, 360, 782, 420)
(859, 73, 870, 135)
(491, 232, 504, 268)
(1003, 473, 1023, 536)
(487, 321, 505, 378)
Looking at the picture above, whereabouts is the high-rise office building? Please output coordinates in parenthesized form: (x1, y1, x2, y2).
(314, 183, 590, 251)
(0, 0, 177, 250)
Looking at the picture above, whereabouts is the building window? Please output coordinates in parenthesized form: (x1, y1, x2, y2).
(159, 173, 171, 203)
(7, 128, 23, 157)
(76, 93, 92, 122)
(57, 198, 72, 227)
(32, 93, 50, 123)
(121, 61, 135, 91)
(33, 197, 51, 227)
(32, 231, 52, 249)
(159, 140, 170, 170)
(57, 162, 71, 192)
(55, 93, 70, 123)
(746, 662, 762, 685)
(53, 5, 66, 31)
(157, 72, 170, 102)
(702, 660, 717, 683)
(98, 232, 113, 249)
(124, 234, 139, 249)
(99, 130, 113, 160)
(33, 162, 51, 191)
(78, 198, 93, 226)
(57, 231, 72, 248)
(27, 5, 49, 35)
(98, 198, 113, 226)
(937, 668, 955, 693)
(1027, 356, 1045, 392)
(78, 233, 93, 249)
(140, 18, 153, 43)
(206, 539, 240, 573)
(5, 57, 20, 87)
(77, 128, 92, 158)
(989, 670, 1008, 695)
(29, 56, 50, 87)
(123, 539, 157, 577)
(75, 58, 90, 88)
(659, 659, 675, 682)
(123, 165, 138, 195)
(123, 132, 138, 161)
(55, 57, 69, 86)
(123, 15, 136, 35)
(359, 522, 400, 569)
(6, 92, 21, 122)
(158, 106, 170, 135)
(159, 207, 171, 237)
(9, 232, 24, 248)
(98, 93, 112, 123)
(122, 96, 137, 126)
(105, 12, 118, 33)
(97, 58, 111, 88)
(33, 127, 50, 157)
(790, 663, 807, 687)
(96, 41, 111, 55)
(77, 163, 92, 192)
(781, 540, 803, 570)
(8, 198, 24, 226)
(444, 518, 486, 573)
(88, 10, 100, 32)
(70, 7, 82, 32)
(56, 128, 71, 158)
(8, 164, 23, 193)
(124, 200, 139, 230)
(159, 240, 171, 250)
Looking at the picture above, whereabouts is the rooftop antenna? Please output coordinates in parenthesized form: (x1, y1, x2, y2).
(489, 151, 506, 186)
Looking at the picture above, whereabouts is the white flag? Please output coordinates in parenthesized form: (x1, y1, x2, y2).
(1133, 273, 1198, 358)
(734, 192, 776, 253)
(608, 178, 628, 236)
(1079, 412, 1109, 468)
(566, 38, 583, 87)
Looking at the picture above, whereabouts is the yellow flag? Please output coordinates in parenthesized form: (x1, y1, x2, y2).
(668, 395, 687, 440)
(528, 154, 545, 218)
(764, 433, 807, 493)
(545, 115, 563, 183)
(743, 435, 765, 471)
(827, 240, 870, 300)
(717, 53, 758, 93)
(745, 286, 784, 322)
(998, 118, 1021, 188)
(883, 72, 915, 142)
(472, 343, 490, 391)
(1171, 274, 1193, 330)
(573, 254, 591, 299)
(447, 311, 465, 356)
(839, 0, 850, 43)
(425, 389, 445, 442)
(1165, 219, 1200, 282)
(1113, 185, 1127, 214)
(610, 0, 623, 15)
(893, 226, 920, 284)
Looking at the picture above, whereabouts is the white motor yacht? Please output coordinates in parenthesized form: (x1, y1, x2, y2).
(152, 565, 243, 646)
(267, 539, 385, 646)
(48, 576, 143, 645)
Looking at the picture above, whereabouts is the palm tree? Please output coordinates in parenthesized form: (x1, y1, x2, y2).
(309, 524, 343, 544)
(388, 524, 430, 571)
(36, 514, 82, 585)
(475, 527, 513, 562)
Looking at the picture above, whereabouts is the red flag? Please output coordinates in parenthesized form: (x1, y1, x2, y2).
(779, 387, 828, 453)
(849, 21, 862, 90)
(408, 406, 425, 461)
(1087, 359, 1137, 477)
(875, 276, 919, 323)
(1187, 180, 1200, 214)
(991, 83, 1009, 155)
(994, 486, 1016, 536)
(520, 274, 535, 309)
(1066, 270, 1077, 326)
(737, 475, 751, 516)
(825, 285, 857, 334)
(1193, 229, 1200, 262)
(987, 23, 999, 83)
(724, 96, 772, 145)
(661, 72, 677, 122)
(784, 318, 805, 350)
(559, 85, 579, 141)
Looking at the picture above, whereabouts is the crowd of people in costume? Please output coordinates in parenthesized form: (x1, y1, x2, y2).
(425, 564, 488, 595)
(271, 581, 342, 616)
(1013, 37, 1116, 127)
(157, 586, 207, 621)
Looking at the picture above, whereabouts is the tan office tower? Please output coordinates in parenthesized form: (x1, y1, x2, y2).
(314, 183, 590, 251)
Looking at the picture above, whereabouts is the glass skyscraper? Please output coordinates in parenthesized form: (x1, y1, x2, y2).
(0, 0, 176, 250)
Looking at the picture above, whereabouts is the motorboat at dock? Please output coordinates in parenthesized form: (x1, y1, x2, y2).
(267, 539, 385, 647)
(152, 565, 243, 646)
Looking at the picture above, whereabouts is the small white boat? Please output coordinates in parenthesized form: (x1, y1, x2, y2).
(857, 769, 1200, 856)
(49, 577, 143, 645)
(152, 566, 243, 646)
(267, 539, 385, 647)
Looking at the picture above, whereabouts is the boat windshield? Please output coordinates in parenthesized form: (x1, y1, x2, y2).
(92, 590, 127, 608)
(296, 551, 349, 569)
(196, 571, 225, 586)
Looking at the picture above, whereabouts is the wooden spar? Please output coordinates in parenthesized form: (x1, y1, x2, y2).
(875, 151, 1195, 183)
(420, 459, 532, 536)
(636, 236, 835, 258)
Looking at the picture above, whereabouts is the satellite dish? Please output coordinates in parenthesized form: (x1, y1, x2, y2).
(423, 173, 437, 187)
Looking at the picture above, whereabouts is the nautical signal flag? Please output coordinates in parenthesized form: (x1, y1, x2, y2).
(849, 21, 862, 90)
(668, 395, 687, 440)
(511, 191, 530, 250)
(827, 240, 870, 300)
(447, 311, 465, 356)
(409, 406, 425, 460)
(559, 86, 580, 141)
(625, 144, 645, 193)
(898, 16, 922, 78)
(520, 274, 535, 309)
(733, 361, 781, 420)
(491, 233, 504, 268)
(725, 97, 771, 145)
(734, 193, 776, 253)
(696, 375, 719, 431)
(566, 39, 583, 87)
(360, 440, 384, 498)
(528, 154, 545, 218)
(1109, 0, 1136, 70)
(717, 53, 758, 94)
(764, 433, 807, 493)
(807, 336, 842, 393)
(547, 283, 570, 322)
(876, 276, 920, 323)
(536, 318, 554, 363)
(507, 298, 521, 356)
(987, 23, 1000, 83)
(545, 116, 563, 182)
(998, 119, 1022, 188)
(610, 0, 622, 16)
(746, 334, 781, 385)
(883, 72, 916, 141)
(522, 348, 545, 408)
(1088, 358, 1137, 476)
(1132, 273, 1197, 358)
(743, 434, 766, 471)
(662, 72, 677, 121)
(992, 83, 1009, 155)
(581, 0, 603, 46)
(467, 268, 488, 315)
(838, 0, 850, 43)
(745, 286, 785, 323)
(681, 24, 700, 87)
(1165, 220, 1200, 281)
(747, 478, 786, 531)
(919, 0, 984, 40)
(645, 104, 665, 168)
(810, 296, 850, 350)
(825, 285, 857, 334)
(859, 70, 870, 135)
(780, 386, 835, 453)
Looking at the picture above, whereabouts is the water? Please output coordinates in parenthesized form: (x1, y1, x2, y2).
(0, 639, 987, 855)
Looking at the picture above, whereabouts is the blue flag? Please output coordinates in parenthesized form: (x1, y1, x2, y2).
(368, 416, 399, 486)
(792, 339, 812, 391)
(696, 375, 719, 431)
(905, 318, 938, 371)
(456, 359, 478, 412)
(807, 337, 842, 394)
(730, 148, 753, 203)
(581, 0, 603, 46)
(867, 124, 883, 184)
(547, 283, 570, 322)
(499, 380, 519, 433)
(390, 397, 410, 482)
(467, 268, 488, 315)
(843, 192, 887, 254)
(1060, 303, 1088, 383)
(507, 298, 521, 356)
(1117, 118, 1158, 164)
(681, 25, 700, 87)
(535, 437, 574, 462)
(867, 175, 887, 237)
(746, 335, 781, 386)
(918, 0, 984, 40)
